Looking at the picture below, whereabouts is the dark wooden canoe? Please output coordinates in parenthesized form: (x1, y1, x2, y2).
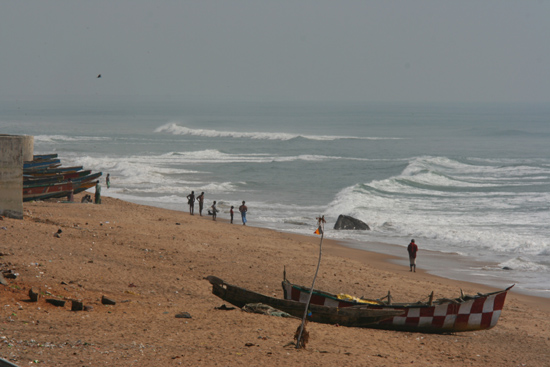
(24, 170, 92, 186)
(23, 159, 61, 171)
(23, 171, 102, 188)
(32, 153, 58, 160)
(23, 180, 97, 201)
(207, 276, 403, 327)
(29, 166, 83, 174)
(283, 280, 514, 333)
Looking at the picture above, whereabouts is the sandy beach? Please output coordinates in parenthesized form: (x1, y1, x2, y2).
(1, 194, 549, 366)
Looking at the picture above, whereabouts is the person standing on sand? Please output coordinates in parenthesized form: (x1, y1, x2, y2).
(106, 173, 111, 189)
(94, 180, 102, 204)
(196, 192, 205, 216)
(407, 239, 418, 272)
(186, 191, 195, 215)
(211, 201, 219, 221)
(230, 206, 234, 224)
(239, 201, 247, 225)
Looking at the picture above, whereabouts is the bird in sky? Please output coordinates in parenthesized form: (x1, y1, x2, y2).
(97, 74, 102, 78)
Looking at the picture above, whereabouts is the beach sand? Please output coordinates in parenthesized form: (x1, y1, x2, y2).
(1, 194, 549, 366)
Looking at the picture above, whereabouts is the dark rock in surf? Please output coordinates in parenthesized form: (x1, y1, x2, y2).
(333, 215, 370, 230)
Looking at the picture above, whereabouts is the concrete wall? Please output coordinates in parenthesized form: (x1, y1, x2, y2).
(21, 135, 34, 162)
(0, 135, 24, 219)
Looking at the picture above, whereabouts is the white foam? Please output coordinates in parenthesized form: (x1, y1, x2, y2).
(34, 135, 111, 143)
(498, 257, 549, 272)
(154, 122, 401, 141)
(323, 155, 550, 265)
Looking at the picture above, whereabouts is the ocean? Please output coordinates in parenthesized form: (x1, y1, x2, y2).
(3, 99, 550, 298)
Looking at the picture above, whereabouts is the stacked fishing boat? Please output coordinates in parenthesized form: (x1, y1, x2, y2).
(23, 154, 102, 202)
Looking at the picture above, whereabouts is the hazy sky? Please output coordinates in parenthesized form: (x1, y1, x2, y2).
(1, 1, 549, 103)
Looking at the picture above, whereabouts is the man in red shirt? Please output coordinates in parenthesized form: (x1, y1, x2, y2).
(407, 239, 418, 272)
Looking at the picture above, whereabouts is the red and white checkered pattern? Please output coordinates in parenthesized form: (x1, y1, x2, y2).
(283, 281, 510, 332)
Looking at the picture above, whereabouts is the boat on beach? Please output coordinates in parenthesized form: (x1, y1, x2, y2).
(282, 279, 514, 333)
(206, 276, 403, 328)
(27, 165, 84, 174)
(32, 153, 58, 160)
(23, 171, 101, 187)
(23, 158, 61, 171)
(23, 181, 97, 202)
(21, 154, 101, 202)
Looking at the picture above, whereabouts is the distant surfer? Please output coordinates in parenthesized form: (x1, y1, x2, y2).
(239, 201, 247, 225)
(186, 191, 195, 215)
(407, 239, 418, 272)
(196, 192, 205, 216)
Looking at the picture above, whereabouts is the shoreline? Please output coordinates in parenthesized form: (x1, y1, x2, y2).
(104, 194, 550, 307)
(2, 194, 549, 366)
(109, 193, 550, 299)
(211, 210, 549, 300)
(337, 239, 548, 299)
(281, 233, 549, 309)
(120, 194, 550, 299)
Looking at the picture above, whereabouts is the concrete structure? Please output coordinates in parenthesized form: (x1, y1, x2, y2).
(21, 135, 34, 162)
(0, 135, 33, 219)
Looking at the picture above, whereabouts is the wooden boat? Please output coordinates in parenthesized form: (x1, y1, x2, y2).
(24, 170, 92, 185)
(73, 181, 97, 195)
(23, 171, 101, 187)
(29, 166, 83, 174)
(23, 180, 97, 202)
(23, 181, 76, 202)
(32, 153, 58, 160)
(23, 159, 61, 171)
(207, 276, 403, 327)
(282, 280, 514, 333)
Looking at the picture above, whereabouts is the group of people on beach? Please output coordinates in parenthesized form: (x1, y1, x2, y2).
(186, 191, 248, 225)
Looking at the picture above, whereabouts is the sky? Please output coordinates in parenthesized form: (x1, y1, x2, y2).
(1, 1, 549, 103)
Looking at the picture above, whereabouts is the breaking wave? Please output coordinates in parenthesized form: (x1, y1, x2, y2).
(154, 122, 401, 141)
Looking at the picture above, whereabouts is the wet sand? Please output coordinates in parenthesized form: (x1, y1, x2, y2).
(1, 194, 549, 366)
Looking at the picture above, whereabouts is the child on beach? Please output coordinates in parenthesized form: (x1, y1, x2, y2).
(211, 201, 219, 221)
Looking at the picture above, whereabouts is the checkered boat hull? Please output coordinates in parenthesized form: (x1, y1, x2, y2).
(282, 281, 511, 332)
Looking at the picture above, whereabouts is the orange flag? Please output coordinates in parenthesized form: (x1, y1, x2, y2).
(314, 226, 323, 235)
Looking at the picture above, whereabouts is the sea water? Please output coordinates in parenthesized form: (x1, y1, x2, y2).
(2, 99, 549, 298)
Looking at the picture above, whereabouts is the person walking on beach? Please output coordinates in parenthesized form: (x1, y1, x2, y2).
(196, 192, 205, 216)
(407, 239, 418, 272)
(239, 201, 247, 225)
(94, 180, 102, 204)
(186, 191, 195, 215)
(211, 201, 219, 221)
(106, 173, 111, 189)
(230, 206, 234, 224)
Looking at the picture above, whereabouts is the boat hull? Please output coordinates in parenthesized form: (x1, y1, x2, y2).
(207, 276, 402, 327)
(282, 280, 513, 333)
